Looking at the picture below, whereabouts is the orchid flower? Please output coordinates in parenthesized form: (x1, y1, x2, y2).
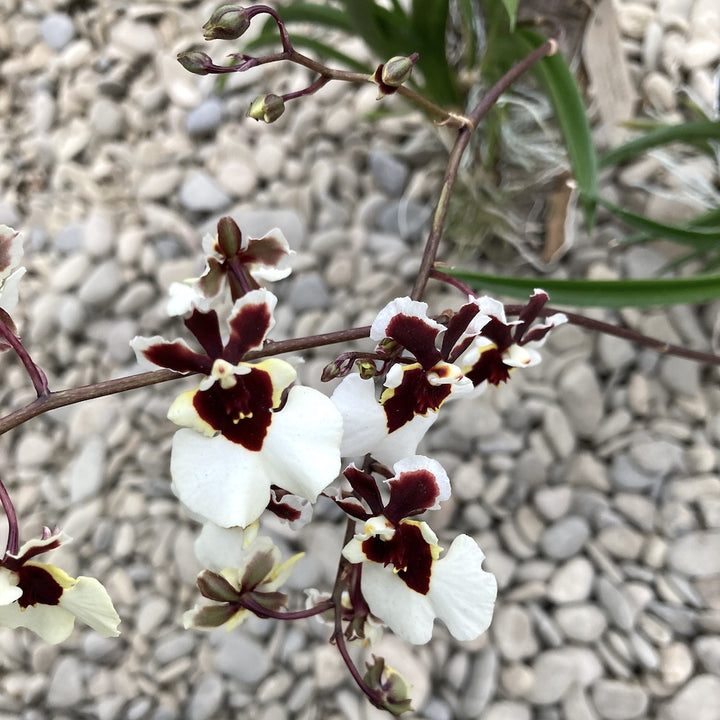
(0, 530, 120, 643)
(337, 457, 497, 644)
(131, 288, 342, 528)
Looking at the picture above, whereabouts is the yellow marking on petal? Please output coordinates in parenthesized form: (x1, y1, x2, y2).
(28, 562, 77, 591)
(249, 358, 297, 407)
(168, 389, 215, 436)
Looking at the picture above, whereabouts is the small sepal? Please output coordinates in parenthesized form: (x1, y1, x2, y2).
(196, 570, 242, 603)
(364, 656, 413, 715)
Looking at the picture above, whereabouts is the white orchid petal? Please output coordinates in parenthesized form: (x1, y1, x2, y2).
(261, 386, 342, 501)
(195, 523, 251, 571)
(59, 577, 121, 638)
(360, 562, 435, 644)
(0, 602, 76, 644)
(171, 429, 272, 528)
(429, 535, 497, 641)
(370, 297, 445, 341)
(332, 374, 387, 457)
(390, 456, 451, 504)
(0, 266, 25, 313)
(0, 569, 22, 605)
(370, 412, 438, 467)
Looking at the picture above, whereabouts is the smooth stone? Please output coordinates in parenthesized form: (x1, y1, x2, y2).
(554, 604, 607, 642)
(661, 642, 694, 685)
(110, 19, 158, 57)
(548, 557, 595, 603)
(493, 604, 539, 661)
(695, 636, 720, 674)
(557, 363, 604, 437)
(78, 260, 123, 305)
(542, 405, 576, 458)
(40, 13, 75, 51)
(89, 98, 125, 138)
(662, 675, 720, 720)
(188, 675, 224, 720)
(178, 172, 231, 212)
(458, 647, 497, 718)
(83, 206, 115, 257)
(186, 97, 224, 136)
(660, 355, 701, 395)
(668, 531, 720, 575)
(15, 432, 55, 468)
(213, 633, 271, 683)
(46, 656, 84, 708)
(66, 435, 106, 502)
(525, 650, 578, 705)
(483, 702, 531, 720)
(597, 525, 645, 560)
(592, 680, 649, 719)
(369, 151, 409, 197)
(154, 633, 196, 665)
(596, 577, 639, 631)
(533, 486, 572, 521)
(540, 516, 590, 560)
(287, 272, 330, 311)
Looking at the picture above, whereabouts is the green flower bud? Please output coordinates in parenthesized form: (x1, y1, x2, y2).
(217, 216, 243, 257)
(380, 53, 418, 88)
(177, 51, 212, 75)
(203, 5, 251, 41)
(357, 360, 378, 379)
(247, 93, 285, 123)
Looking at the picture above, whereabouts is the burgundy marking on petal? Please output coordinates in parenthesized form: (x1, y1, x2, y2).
(184, 309, 224, 359)
(344, 466, 383, 515)
(17, 565, 63, 607)
(362, 522, 432, 595)
(224, 299, 273, 362)
(240, 234, 288, 266)
(197, 258, 226, 298)
(514, 291, 548, 343)
(336, 498, 370, 520)
(477, 316, 513, 352)
(384, 315, 442, 369)
(465, 347, 511, 386)
(143, 340, 212, 375)
(441, 302, 480, 359)
(521, 322, 556, 345)
(382, 366, 451, 433)
(385, 469, 441, 522)
(267, 495, 303, 523)
(192, 367, 274, 450)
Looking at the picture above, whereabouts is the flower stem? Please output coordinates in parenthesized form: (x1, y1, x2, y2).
(240, 596, 334, 621)
(0, 317, 49, 398)
(410, 38, 558, 302)
(0, 477, 19, 559)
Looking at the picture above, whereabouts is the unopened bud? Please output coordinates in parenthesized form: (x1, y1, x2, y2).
(357, 361, 378, 379)
(247, 93, 285, 123)
(217, 216, 243, 257)
(177, 51, 213, 75)
(364, 656, 413, 715)
(203, 5, 251, 41)
(381, 53, 418, 88)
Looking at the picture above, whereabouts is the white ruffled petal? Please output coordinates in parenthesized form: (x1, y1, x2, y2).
(195, 523, 252, 571)
(370, 297, 444, 341)
(331, 374, 387, 457)
(261, 386, 342, 501)
(429, 535, 497, 641)
(59, 577, 121, 638)
(0, 266, 25, 313)
(371, 412, 438, 467)
(360, 562, 435, 644)
(390, 456, 451, 505)
(0, 602, 76, 643)
(171, 429, 272, 528)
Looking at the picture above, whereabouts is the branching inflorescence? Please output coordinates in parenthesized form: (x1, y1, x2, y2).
(0, 4, 719, 715)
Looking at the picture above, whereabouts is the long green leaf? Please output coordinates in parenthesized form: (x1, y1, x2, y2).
(442, 269, 720, 307)
(600, 120, 720, 168)
(596, 196, 720, 249)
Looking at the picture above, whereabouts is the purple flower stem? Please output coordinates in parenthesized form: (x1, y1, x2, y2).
(0, 477, 19, 559)
(0, 317, 50, 397)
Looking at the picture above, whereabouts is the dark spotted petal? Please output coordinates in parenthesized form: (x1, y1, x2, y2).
(184, 308, 224, 359)
(224, 289, 276, 363)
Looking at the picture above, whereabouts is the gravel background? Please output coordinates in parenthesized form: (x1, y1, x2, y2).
(1, 1, 720, 719)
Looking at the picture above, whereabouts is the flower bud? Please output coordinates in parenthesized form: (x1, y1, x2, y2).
(203, 5, 251, 41)
(357, 360, 378, 379)
(177, 51, 212, 75)
(247, 93, 285, 123)
(381, 53, 418, 88)
(217, 216, 243, 257)
(364, 656, 413, 715)
(196, 570, 242, 602)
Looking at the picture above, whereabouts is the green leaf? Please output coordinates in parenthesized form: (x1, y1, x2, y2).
(501, 0, 519, 31)
(600, 120, 720, 167)
(442, 269, 720, 307)
(595, 196, 720, 249)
